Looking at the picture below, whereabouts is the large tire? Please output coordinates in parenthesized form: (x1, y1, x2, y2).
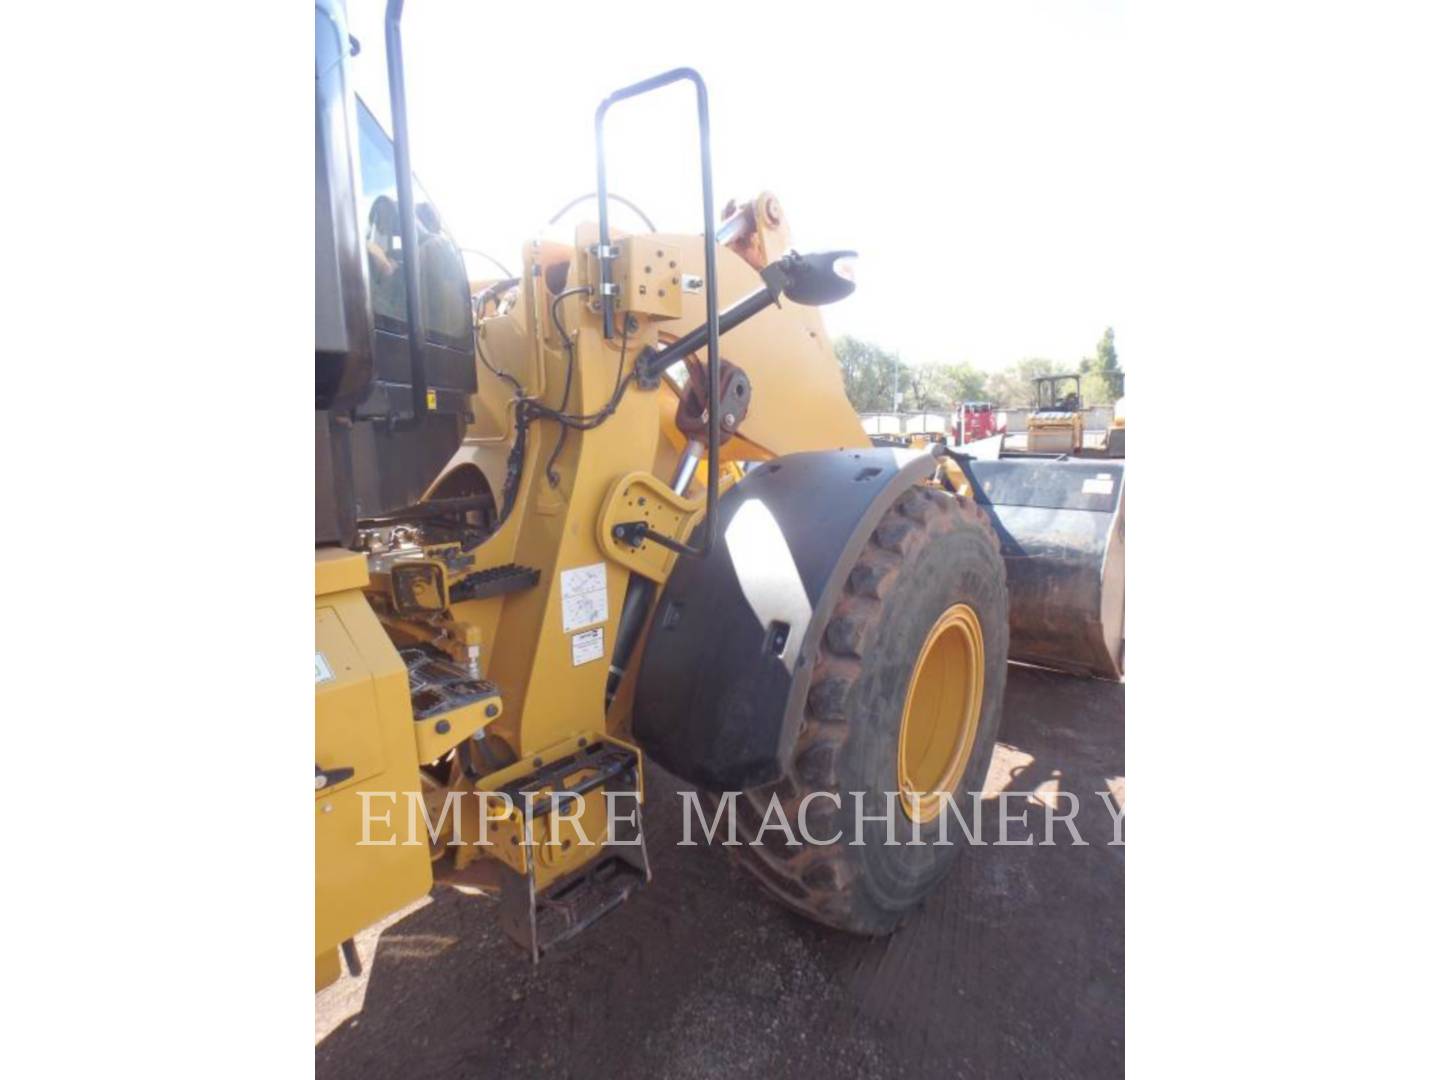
(724, 484, 1009, 935)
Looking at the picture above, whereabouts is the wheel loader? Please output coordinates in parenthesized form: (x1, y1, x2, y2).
(315, 0, 1125, 988)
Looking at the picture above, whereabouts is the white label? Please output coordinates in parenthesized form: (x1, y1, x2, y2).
(1082, 477, 1115, 495)
(315, 652, 334, 684)
(560, 562, 608, 632)
(571, 627, 604, 666)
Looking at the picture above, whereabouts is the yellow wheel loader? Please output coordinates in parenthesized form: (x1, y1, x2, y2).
(315, 0, 1124, 987)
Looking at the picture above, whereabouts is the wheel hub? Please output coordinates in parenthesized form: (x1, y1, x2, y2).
(897, 603, 985, 823)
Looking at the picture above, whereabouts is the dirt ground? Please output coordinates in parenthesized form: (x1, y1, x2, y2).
(316, 664, 1124, 1078)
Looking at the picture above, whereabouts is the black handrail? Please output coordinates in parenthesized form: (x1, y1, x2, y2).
(383, 0, 429, 431)
(594, 68, 720, 558)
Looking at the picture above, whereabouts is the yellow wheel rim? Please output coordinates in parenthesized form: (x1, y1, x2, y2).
(897, 603, 985, 823)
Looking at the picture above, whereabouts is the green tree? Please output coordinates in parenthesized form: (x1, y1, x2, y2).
(985, 357, 1064, 408)
(835, 343, 990, 415)
(1080, 327, 1123, 405)
(836, 335, 1120, 416)
(834, 335, 904, 412)
(903, 364, 944, 412)
(905, 361, 987, 411)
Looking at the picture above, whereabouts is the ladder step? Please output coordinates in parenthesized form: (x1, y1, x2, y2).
(483, 739, 650, 962)
(500, 851, 647, 961)
(400, 648, 499, 720)
(449, 563, 540, 602)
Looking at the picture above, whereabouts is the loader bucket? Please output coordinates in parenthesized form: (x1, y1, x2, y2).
(962, 456, 1125, 680)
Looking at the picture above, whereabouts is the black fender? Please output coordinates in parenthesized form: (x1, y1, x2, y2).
(632, 445, 940, 790)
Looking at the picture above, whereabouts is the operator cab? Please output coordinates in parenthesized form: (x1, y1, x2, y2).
(316, 0, 477, 545)
(1033, 374, 1082, 414)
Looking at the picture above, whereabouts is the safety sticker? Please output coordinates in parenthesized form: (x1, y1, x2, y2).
(560, 562, 608, 632)
(315, 652, 334, 684)
(571, 627, 604, 667)
(1082, 476, 1115, 495)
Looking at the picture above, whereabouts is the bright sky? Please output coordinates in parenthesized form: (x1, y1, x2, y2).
(344, 0, 1126, 373)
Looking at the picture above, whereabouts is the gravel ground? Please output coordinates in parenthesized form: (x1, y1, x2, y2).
(316, 664, 1124, 1078)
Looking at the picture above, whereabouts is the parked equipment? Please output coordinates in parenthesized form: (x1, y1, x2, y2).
(1025, 374, 1085, 454)
(1107, 395, 1126, 458)
(953, 400, 1001, 445)
(315, 0, 1124, 987)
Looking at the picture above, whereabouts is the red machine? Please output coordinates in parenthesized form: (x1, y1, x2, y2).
(954, 401, 1003, 445)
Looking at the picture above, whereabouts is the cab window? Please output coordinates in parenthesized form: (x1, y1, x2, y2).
(355, 102, 471, 350)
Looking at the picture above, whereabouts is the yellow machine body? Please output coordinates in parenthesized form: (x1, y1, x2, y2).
(315, 193, 870, 984)
(451, 204, 866, 506)
(417, 194, 866, 759)
(315, 6, 1126, 977)
(315, 550, 432, 990)
(1027, 409, 1085, 453)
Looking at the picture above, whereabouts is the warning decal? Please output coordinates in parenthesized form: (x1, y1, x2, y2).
(560, 563, 609, 632)
(571, 627, 604, 667)
(315, 652, 334, 684)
